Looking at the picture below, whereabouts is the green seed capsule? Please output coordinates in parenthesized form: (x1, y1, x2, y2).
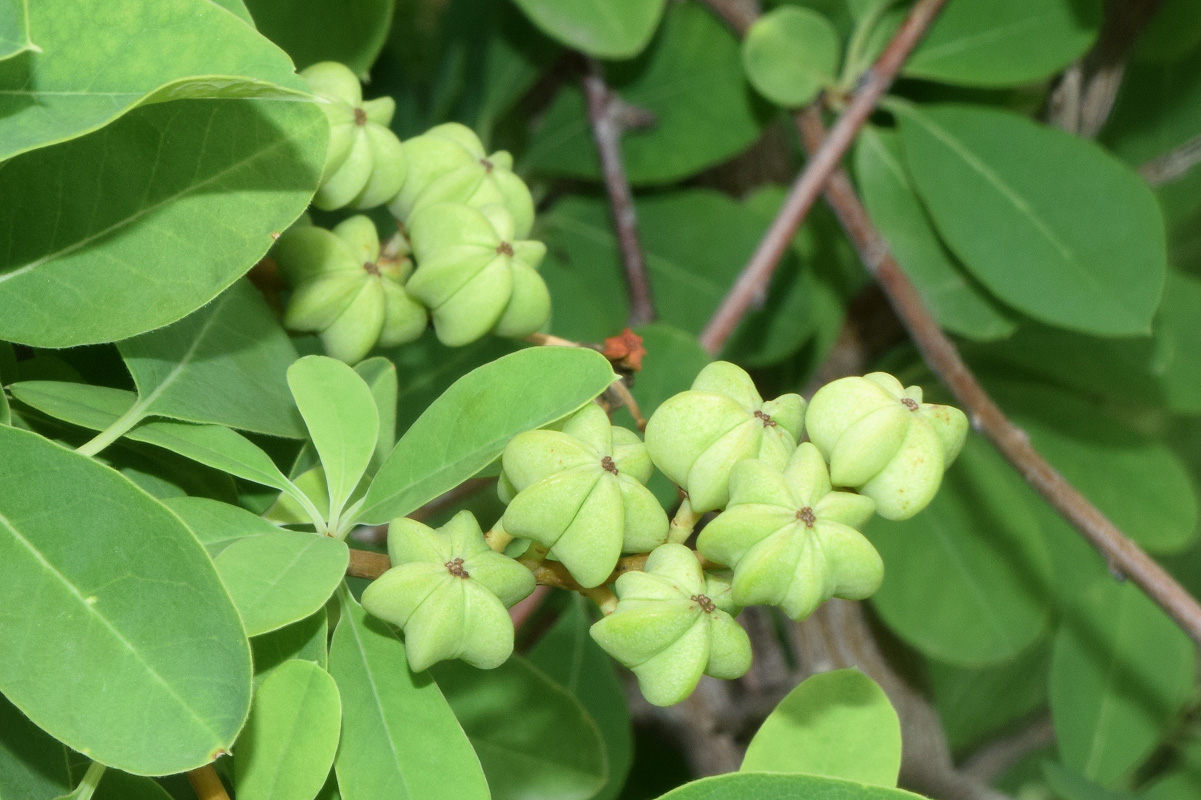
(362, 511, 536, 672)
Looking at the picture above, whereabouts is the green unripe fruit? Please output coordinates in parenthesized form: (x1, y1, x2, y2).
(388, 122, 535, 237)
(273, 215, 427, 363)
(361, 511, 536, 672)
(406, 202, 550, 347)
(644, 361, 805, 512)
(590, 543, 752, 706)
(805, 373, 968, 520)
(301, 61, 408, 211)
(499, 403, 668, 588)
(697, 442, 882, 620)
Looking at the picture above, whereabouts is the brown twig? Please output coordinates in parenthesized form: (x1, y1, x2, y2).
(187, 765, 231, 800)
(792, 106, 1201, 647)
(582, 57, 657, 326)
(698, 0, 951, 355)
(1140, 133, 1201, 185)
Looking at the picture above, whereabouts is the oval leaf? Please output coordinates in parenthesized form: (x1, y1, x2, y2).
(328, 591, 489, 800)
(235, 660, 341, 800)
(163, 496, 285, 558)
(243, 0, 394, 75)
(509, 0, 665, 59)
(0, 99, 326, 349)
(358, 346, 615, 525)
(660, 773, 929, 800)
(0, 426, 251, 775)
(741, 669, 901, 787)
(742, 7, 840, 108)
(214, 531, 349, 637)
(896, 103, 1166, 336)
(432, 656, 608, 800)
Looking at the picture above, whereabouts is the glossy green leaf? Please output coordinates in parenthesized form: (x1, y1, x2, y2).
(510, 0, 664, 59)
(904, 0, 1102, 87)
(243, 0, 393, 75)
(855, 126, 1016, 340)
(9, 382, 298, 494)
(0, 0, 309, 162)
(895, 103, 1166, 336)
(990, 381, 1199, 555)
(865, 436, 1052, 666)
(0, 99, 326, 349)
(252, 610, 329, 685)
(0, 425, 251, 775)
(214, 531, 348, 636)
(1051, 580, 1196, 785)
(927, 642, 1050, 754)
(353, 358, 398, 477)
(328, 591, 488, 800)
(288, 357, 379, 521)
(0, 0, 33, 61)
(529, 596, 632, 800)
(742, 7, 840, 107)
(540, 191, 813, 366)
(432, 656, 607, 800)
(358, 347, 615, 524)
(235, 660, 341, 800)
(525, 2, 769, 185)
(658, 773, 929, 799)
(742, 669, 901, 786)
(162, 495, 284, 557)
(118, 281, 306, 439)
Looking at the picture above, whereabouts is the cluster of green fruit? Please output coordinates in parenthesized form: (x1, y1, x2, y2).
(363, 362, 967, 706)
(271, 62, 550, 363)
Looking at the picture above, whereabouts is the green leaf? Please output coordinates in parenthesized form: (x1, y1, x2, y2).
(328, 590, 488, 800)
(1134, 0, 1201, 63)
(895, 103, 1166, 336)
(162, 495, 284, 557)
(927, 642, 1050, 754)
(854, 126, 1016, 340)
(9, 382, 298, 494)
(658, 773, 930, 800)
(529, 596, 633, 800)
(904, 0, 1102, 87)
(1051, 581, 1197, 785)
(989, 381, 1199, 555)
(508, 0, 664, 59)
(0, 0, 309, 161)
(353, 358, 398, 477)
(0, 99, 326, 349)
(288, 356, 379, 522)
(741, 669, 901, 786)
(0, 693, 72, 800)
(0, 0, 34, 61)
(235, 660, 341, 800)
(0, 425, 251, 775)
(251, 610, 329, 685)
(242, 0, 393, 75)
(540, 191, 814, 366)
(358, 346, 615, 525)
(432, 656, 608, 800)
(1042, 762, 1139, 800)
(117, 281, 306, 439)
(865, 436, 1052, 666)
(742, 7, 840, 108)
(1141, 736, 1201, 800)
(214, 531, 349, 637)
(525, 2, 769, 185)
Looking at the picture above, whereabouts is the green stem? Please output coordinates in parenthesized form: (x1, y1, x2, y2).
(75, 401, 148, 457)
(839, 0, 901, 91)
(283, 482, 330, 536)
(667, 498, 701, 544)
(65, 761, 106, 800)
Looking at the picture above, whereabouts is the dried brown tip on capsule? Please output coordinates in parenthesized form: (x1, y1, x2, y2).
(601, 456, 619, 475)
(363, 261, 380, 276)
(496, 241, 514, 257)
(796, 506, 816, 527)
(480, 158, 494, 173)
(691, 594, 716, 614)
(445, 558, 470, 578)
(753, 410, 777, 427)
(901, 398, 919, 411)
(354, 107, 367, 126)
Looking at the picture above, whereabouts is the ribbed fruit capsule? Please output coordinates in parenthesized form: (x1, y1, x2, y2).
(499, 403, 668, 588)
(361, 511, 536, 672)
(644, 361, 804, 512)
(804, 373, 968, 519)
(697, 442, 882, 620)
(590, 543, 752, 706)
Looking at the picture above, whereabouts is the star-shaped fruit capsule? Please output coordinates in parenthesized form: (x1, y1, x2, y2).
(697, 442, 883, 620)
(361, 511, 535, 672)
(804, 372, 968, 519)
(644, 361, 804, 512)
(590, 543, 751, 706)
(500, 403, 668, 588)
